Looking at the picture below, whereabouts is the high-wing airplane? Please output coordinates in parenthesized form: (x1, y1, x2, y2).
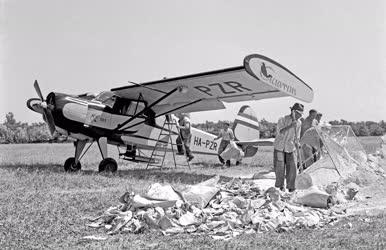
(27, 54, 313, 172)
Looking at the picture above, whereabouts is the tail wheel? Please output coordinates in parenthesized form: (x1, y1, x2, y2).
(99, 158, 118, 173)
(64, 157, 81, 172)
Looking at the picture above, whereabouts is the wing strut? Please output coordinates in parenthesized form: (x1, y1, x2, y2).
(114, 87, 180, 132)
(120, 98, 203, 131)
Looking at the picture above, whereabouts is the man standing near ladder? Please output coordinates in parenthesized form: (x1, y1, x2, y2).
(273, 103, 304, 192)
(175, 113, 194, 162)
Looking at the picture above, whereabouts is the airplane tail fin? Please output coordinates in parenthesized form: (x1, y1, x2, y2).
(232, 105, 260, 141)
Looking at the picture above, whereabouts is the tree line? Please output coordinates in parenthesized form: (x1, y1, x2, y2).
(0, 112, 51, 144)
(0, 112, 385, 144)
(192, 119, 386, 138)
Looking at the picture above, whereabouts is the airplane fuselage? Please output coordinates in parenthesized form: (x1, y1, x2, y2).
(28, 91, 222, 156)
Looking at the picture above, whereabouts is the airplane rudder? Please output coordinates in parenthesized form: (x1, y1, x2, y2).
(232, 105, 260, 141)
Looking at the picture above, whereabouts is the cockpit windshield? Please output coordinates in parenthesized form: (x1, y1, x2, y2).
(77, 92, 97, 100)
(93, 91, 116, 108)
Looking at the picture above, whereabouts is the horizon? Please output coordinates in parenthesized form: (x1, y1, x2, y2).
(2, 109, 385, 125)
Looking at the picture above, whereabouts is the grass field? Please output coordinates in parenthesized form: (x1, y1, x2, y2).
(0, 141, 385, 249)
(358, 136, 383, 154)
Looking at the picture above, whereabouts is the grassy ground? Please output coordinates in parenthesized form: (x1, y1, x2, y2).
(358, 136, 383, 154)
(0, 142, 385, 249)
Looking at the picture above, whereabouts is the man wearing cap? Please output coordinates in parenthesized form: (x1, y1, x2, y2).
(214, 122, 235, 167)
(175, 113, 194, 161)
(273, 103, 303, 192)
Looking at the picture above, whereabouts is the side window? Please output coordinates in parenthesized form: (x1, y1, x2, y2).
(113, 98, 131, 115)
(126, 102, 145, 116)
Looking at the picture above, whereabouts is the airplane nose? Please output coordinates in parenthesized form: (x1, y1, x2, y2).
(26, 93, 56, 113)
(26, 98, 44, 113)
(46, 92, 56, 110)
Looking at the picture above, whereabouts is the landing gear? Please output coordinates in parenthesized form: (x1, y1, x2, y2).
(99, 158, 118, 172)
(63, 140, 87, 172)
(63, 137, 119, 173)
(64, 157, 81, 172)
(96, 137, 118, 173)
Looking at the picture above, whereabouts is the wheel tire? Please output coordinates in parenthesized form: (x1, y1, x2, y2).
(99, 158, 118, 173)
(64, 157, 81, 172)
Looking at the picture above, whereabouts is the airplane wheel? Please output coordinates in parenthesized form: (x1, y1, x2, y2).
(99, 158, 118, 173)
(64, 157, 81, 172)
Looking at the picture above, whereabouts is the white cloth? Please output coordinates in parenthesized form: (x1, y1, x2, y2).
(220, 141, 244, 161)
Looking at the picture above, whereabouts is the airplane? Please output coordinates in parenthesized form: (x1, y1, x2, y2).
(26, 54, 313, 172)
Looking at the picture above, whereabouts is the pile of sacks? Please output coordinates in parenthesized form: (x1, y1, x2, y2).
(86, 176, 344, 240)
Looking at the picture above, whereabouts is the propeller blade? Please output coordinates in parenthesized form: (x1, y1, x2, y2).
(34, 80, 44, 101)
(44, 110, 56, 135)
(33, 80, 57, 137)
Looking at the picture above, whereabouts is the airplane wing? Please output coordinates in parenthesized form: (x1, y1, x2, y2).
(112, 54, 313, 116)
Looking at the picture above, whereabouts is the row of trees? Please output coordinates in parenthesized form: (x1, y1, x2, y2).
(0, 112, 51, 144)
(192, 119, 277, 138)
(193, 119, 386, 138)
(1, 112, 385, 144)
(329, 120, 386, 137)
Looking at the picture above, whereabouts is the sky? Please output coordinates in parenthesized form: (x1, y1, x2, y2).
(1, 0, 385, 124)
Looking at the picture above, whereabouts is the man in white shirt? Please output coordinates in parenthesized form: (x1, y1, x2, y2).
(273, 103, 304, 192)
(214, 122, 235, 167)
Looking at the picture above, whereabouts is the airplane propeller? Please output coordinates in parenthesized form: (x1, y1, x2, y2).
(33, 80, 56, 136)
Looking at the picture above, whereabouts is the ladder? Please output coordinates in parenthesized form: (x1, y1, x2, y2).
(146, 115, 191, 170)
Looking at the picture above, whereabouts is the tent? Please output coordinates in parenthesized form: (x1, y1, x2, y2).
(296, 125, 368, 189)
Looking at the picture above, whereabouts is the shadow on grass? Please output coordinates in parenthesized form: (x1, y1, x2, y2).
(0, 163, 232, 185)
(89, 168, 233, 185)
(190, 161, 224, 168)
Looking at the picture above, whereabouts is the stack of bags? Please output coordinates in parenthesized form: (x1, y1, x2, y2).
(87, 177, 343, 240)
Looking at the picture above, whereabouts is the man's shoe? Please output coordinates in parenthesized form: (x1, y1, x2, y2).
(288, 188, 295, 193)
(235, 161, 241, 166)
(226, 160, 231, 167)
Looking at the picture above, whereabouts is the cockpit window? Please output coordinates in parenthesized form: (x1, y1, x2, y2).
(94, 91, 114, 102)
(78, 92, 97, 99)
(93, 91, 116, 108)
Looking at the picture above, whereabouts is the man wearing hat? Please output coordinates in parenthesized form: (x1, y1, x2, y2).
(273, 103, 304, 192)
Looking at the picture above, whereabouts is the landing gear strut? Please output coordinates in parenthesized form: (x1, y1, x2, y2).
(96, 137, 118, 173)
(64, 140, 87, 172)
(63, 137, 118, 173)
